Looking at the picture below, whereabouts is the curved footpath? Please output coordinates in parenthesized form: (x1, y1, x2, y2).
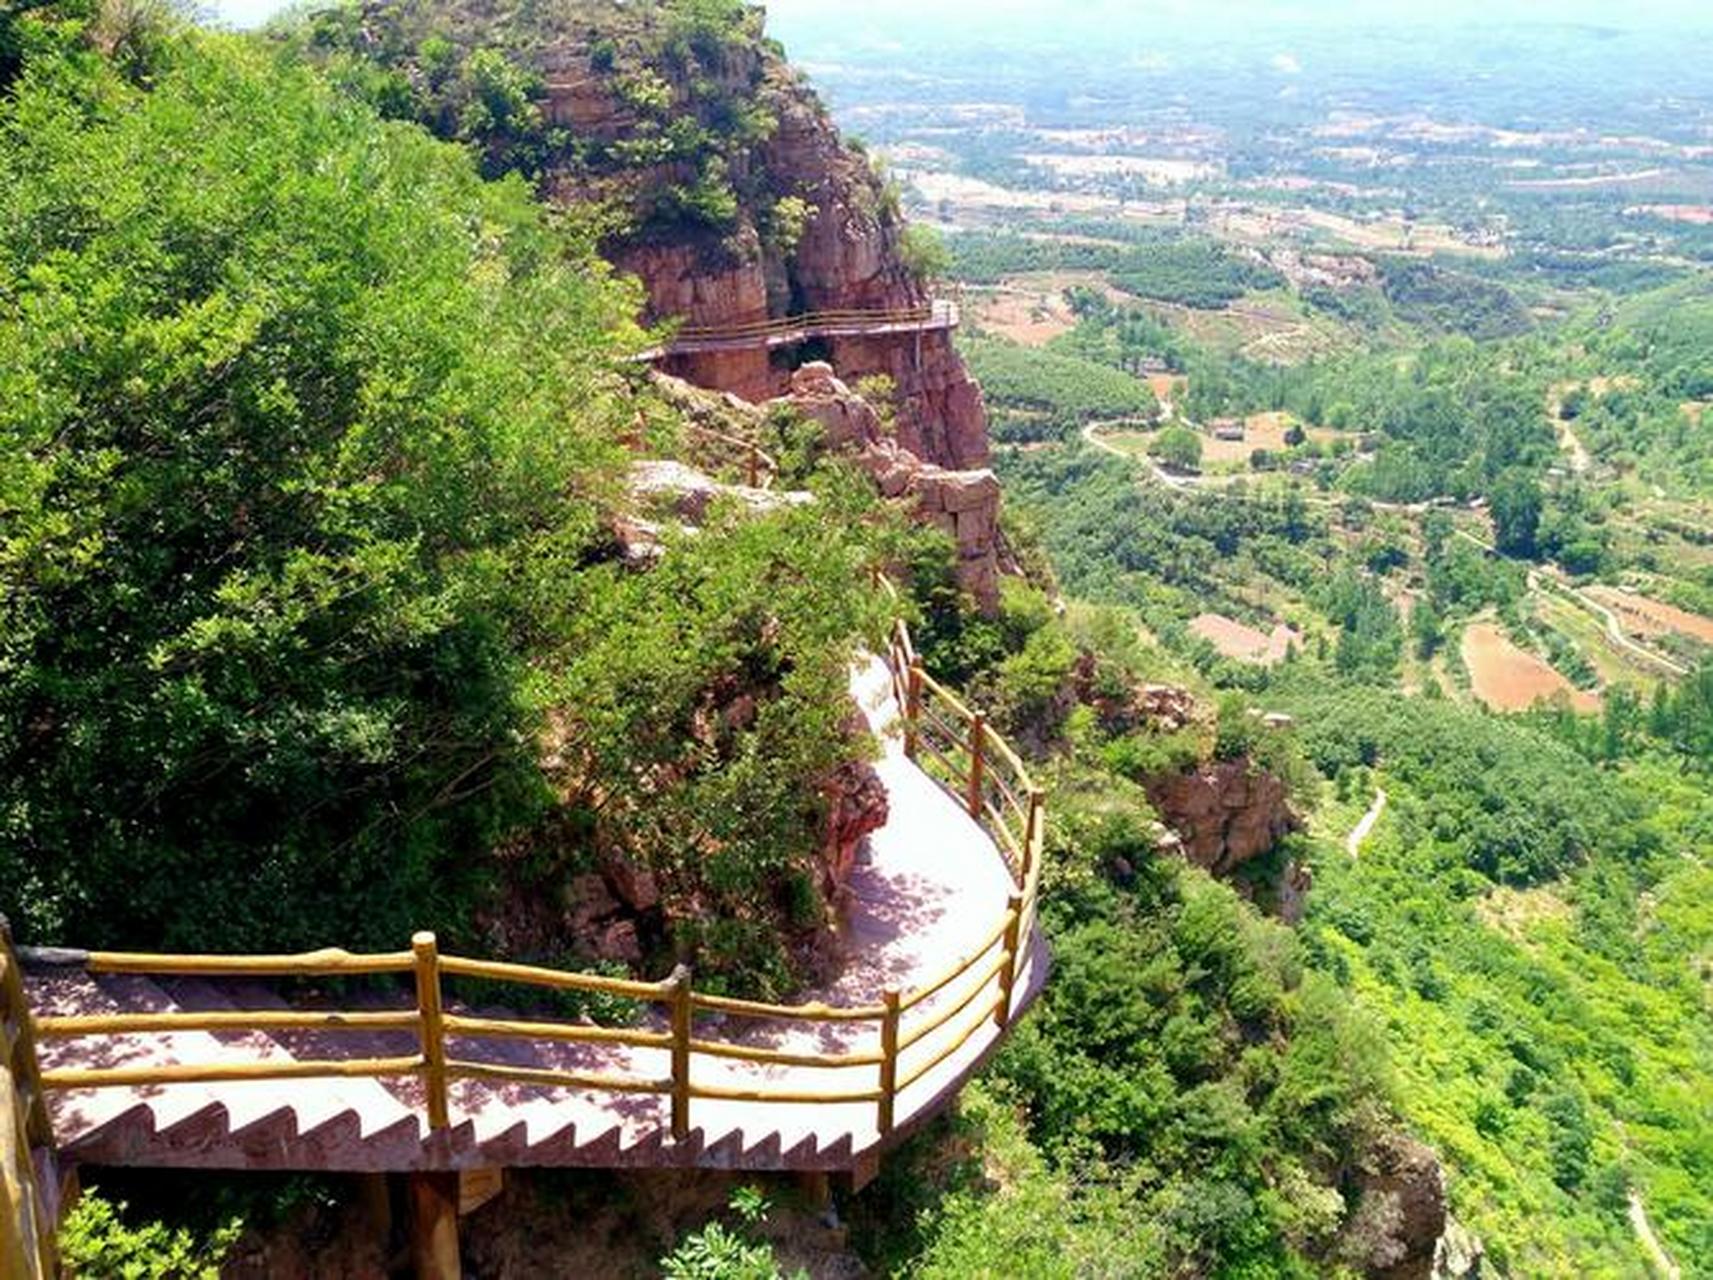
(1346, 788, 1388, 860)
(20, 656, 1046, 1176)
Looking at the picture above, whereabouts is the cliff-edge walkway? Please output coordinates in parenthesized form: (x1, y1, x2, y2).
(2, 609, 1045, 1279)
(638, 299, 959, 362)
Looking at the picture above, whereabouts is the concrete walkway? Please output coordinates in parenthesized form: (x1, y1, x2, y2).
(25, 657, 1044, 1174)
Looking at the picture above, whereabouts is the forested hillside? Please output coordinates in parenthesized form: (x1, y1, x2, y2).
(5, 0, 1713, 1276)
(0, 4, 892, 993)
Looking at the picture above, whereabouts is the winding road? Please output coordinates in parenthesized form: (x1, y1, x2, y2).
(1078, 423, 1692, 682)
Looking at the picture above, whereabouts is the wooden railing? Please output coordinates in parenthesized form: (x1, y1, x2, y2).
(682, 421, 779, 490)
(1, 921, 56, 1280)
(11, 601, 1042, 1162)
(645, 299, 959, 358)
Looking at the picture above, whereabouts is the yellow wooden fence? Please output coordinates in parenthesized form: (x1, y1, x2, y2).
(2, 601, 1041, 1195)
(1, 921, 57, 1280)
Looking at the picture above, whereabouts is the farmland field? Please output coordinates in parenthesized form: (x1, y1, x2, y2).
(1462, 622, 1601, 713)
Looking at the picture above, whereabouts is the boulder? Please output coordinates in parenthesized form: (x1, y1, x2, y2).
(1341, 1133, 1449, 1280)
(630, 459, 811, 523)
(821, 755, 889, 896)
(1144, 758, 1302, 875)
(602, 852, 661, 915)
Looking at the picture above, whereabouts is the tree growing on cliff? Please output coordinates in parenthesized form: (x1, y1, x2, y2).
(0, 23, 889, 990)
(901, 223, 951, 283)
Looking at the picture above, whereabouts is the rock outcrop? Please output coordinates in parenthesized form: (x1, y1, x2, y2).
(1071, 652, 1201, 736)
(1339, 1132, 1450, 1280)
(643, 366, 1004, 611)
(777, 363, 1003, 610)
(1144, 758, 1302, 875)
(548, 27, 989, 472)
(822, 752, 889, 897)
(1432, 1217, 1488, 1279)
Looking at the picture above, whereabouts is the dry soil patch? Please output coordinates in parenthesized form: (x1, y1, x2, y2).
(970, 289, 1078, 347)
(1191, 613, 1300, 665)
(1462, 622, 1600, 713)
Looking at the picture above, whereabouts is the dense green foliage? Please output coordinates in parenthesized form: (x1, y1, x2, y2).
(996, 449, 1329, 643)
(1378, 258, 1533, 341)
(947, 230, 1281, 308)
(0, 24, 630, 948)
(662, 1187, 800, 1280)
(58, 1194, 240, 1280)
(963, 336, 1159, 428)
(1277, 683, 1713, 1273)
(296, 0, 806, 249)
(0, 15, 890, 997)
(1109, 239, 1286, 310)
(988, 799, 1390, 1276)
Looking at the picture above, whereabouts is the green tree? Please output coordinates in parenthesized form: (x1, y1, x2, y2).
(1151, 426, 1204, 473)
(1490, 470, 1544, 559)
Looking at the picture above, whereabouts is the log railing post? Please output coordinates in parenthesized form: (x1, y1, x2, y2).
(967, 712, 987, 820)
(1022, 788, 1044, 889)
(412, 932, 450, 1132)
(877, 989, 901, 1138)
(2, 915, 58, 1280)
(904, 664, 924, 760)
(0, 919, 51, 1152)
(996, 893, 1024, 1031)
(746, 443, 760, 489)
(669, 965, 692, 1143)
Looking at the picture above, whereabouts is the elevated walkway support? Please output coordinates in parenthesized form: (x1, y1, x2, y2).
(3, 599, 1046, 1275)
(637, 300, 959, 362)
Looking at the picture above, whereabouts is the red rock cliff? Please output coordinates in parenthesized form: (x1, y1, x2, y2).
(540, 32, 990, 471)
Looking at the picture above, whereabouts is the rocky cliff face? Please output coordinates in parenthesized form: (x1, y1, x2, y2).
(1145, 758, 1303, 876)
(1340, 1132, 1451, 1280)
(539, 21, 990, 471)
(781, 363, 1002, 608)
(648, 364, 1005, 611)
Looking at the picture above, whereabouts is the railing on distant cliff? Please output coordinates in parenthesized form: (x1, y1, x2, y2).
(10, 587, 1041, 1164)
(640, 299, 959, 361)
(1, 922, 57, 1280)
(681, 421, 779, 489)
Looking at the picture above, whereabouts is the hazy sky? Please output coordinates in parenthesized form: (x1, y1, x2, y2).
(206, 0, 1713, 33)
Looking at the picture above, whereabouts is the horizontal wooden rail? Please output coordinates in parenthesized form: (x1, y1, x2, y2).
(40, 1056, 423, 1090)
(689, 1079, 885, 1107)
(899, 950, 1009, 1053)
(689, 991, 886, 1024)
(442, 1013, 672, 1051)
(683, 422, 779, 489)
(438, 955, 670, 1002)
(34, 1009, 419, 1038)
(14, 579, 1043, 1168)
(671, 304, 940, 342)
(77, 948, 415, 978)
(900, 910, 1014, 1014)
(898, 990, 1007, 1092)
(642, 301, 960, 360)
(444, 1060, 669, 1097)
(688, 1038, 885, 1070)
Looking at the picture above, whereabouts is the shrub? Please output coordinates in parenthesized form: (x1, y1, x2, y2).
(661, 1187, 801, 1280)
(59, 1195, 241, 1279)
